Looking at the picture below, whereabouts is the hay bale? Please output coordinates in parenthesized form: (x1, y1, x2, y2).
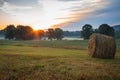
(88, 33, 116, 59)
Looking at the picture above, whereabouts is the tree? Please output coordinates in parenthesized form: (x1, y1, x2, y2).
(47, 28, 55, 40)
(0, 30, 4, 36)
(37, 30, 44, 39)
(115, 31, 120, 39)
(98, 24, 114, 37)
(15, 25, 24, 40)
(4, 25, 15, 40)
(34, 30, 44, 40)
(23, 26, 34, 40)
(54, 28, 64, 40)
(81, 24, 93, 39)
(15, 25, 34, 40)
(93, 29, 99, 33)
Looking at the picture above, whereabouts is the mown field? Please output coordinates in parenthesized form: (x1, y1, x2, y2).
(0, 40, 120, 80)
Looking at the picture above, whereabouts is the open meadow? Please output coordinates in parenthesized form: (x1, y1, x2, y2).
(0, 40, 120, 80)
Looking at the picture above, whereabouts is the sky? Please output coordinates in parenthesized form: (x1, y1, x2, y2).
(0, 0, 120, 31)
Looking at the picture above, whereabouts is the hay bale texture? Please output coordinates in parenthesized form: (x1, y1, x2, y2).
(88, 33, 116, 59)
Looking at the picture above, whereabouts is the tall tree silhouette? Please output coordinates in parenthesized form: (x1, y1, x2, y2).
(54, 28, 63, 40)
(4, 25, 15, 40)
(15, 25, 24, 40)
(34, 30, 44, 40)
(98, 24, 114, 37)
(37, 30, 44, 39)
(81, 24, 93, 39)
(15, 25, 34, 40)
(47, 28, 55, 40)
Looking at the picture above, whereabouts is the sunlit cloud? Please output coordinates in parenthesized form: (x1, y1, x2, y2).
(0, 0, 109, 30)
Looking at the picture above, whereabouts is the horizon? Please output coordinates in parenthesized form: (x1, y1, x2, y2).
(0, 0, 120, 31)
(0, 24, 119, 32)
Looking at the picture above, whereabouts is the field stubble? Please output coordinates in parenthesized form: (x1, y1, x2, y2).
(0, 40, 120, 80)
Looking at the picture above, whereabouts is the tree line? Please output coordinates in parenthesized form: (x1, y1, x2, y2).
(81, 24, 115, 39)
(4, 25, 63, 40)
(3, 23, 115, 40)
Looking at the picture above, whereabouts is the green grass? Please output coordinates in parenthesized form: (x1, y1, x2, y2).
(0, 40, 88, 49)
(0, 40, 120, 80)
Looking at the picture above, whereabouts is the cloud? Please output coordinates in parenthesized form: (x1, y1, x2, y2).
(0, 1, 35, 24)
(58, 0, 79, 2)
(0, 0, 110, 30)
(0, 0, 4, 6)
(55, 0, 107, 25)
(62, 0, 120, 30)
(0, 2, 33, 15)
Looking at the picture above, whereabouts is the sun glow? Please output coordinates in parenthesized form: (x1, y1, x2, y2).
(31, 16, 69, 30)
(30, 0, 74, 30)
(28, 0, 107, 30)
(32, 23, 53, 30)
(1, 0, 69, 30)
(0, 0, 107, 30)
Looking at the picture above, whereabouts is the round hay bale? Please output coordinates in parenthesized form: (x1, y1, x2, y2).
(88, 33, 116, 59)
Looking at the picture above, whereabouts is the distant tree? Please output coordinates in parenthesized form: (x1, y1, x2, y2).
(23, 26, 34, 40)
(15, 25, 24, 40)
(4, 25, 16, 40)
(93, 29, 99, 33)
(54, 28, 64, 40)
(38, 30, 44, 39)
(81, 24, 93, 39)
(115, 31, 120, 39)
(15, 25, 34, 40)
(80, 31, 83, 38)
(109, 27, 115, 37)
(34, 30, 44, 40)
(64, 31, 80, 37)
(0, 30, 4, 35)
(47, 28, 55, 40)
(98, 24, 115, 37)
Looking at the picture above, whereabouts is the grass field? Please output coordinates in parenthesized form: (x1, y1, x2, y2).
(0, 40, 120, 80)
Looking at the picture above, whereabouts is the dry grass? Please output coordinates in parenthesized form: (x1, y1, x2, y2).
(0, 40, 120, 80)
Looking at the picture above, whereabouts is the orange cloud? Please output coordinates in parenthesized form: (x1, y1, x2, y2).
(0, 0, 108, 30)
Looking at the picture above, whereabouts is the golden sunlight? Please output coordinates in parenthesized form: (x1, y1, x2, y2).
(32, 23, 51, 30)
(0, 0, 107, 30)
(20, 0, 80, 30)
